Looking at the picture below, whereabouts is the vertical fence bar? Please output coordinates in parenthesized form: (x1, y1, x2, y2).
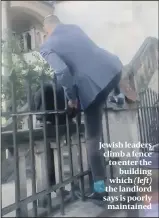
(83, 113, 93, 193)
(150, 90, 155, 144)
(141, 90, 148, 149)
(139, 93, 147, 147)
(51, 78, 64, 215)
(154, 93, 159, 145)
(18, 147, 28, 217)
(137, 102, 143, 146)
(147, 89, 153, 144)
(104, 106, 114, 179)
(26, 72, 37, 216)
(76, 113, 85, 201)
(144, 90, 151, 147)
(64, 93, 75, 200)
(40, 73, 52, 214)
(10, 70, 21, 217)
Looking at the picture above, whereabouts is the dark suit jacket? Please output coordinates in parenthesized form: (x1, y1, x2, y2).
(40, 24, 123, 110)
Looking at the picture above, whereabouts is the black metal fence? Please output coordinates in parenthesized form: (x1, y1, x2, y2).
(137, 88, 159, 151)
(1, 70, 159, 217)
(1, 70, 92, 217)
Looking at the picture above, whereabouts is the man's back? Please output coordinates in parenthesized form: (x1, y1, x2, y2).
(41, 24, 123, 109)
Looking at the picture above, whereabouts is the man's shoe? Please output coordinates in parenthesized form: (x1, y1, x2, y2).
(109, 93, 125, 107)
(86, 192, 109, 207)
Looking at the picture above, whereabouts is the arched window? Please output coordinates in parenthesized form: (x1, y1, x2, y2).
(26, 33, 32, 51)
(36, 32, 41, 46)
(43, 34, 47, 41)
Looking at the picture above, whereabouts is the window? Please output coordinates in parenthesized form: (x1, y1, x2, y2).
(36, 32, 41, 46)
(26, 32, 32, 51)
(43, 34, 47, 41)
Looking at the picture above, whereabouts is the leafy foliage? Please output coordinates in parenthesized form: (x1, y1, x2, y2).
(2, 33, 53, 111)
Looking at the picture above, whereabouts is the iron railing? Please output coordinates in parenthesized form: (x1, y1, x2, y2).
(137, 88, 159, 152)
(1, 71, 91, 217)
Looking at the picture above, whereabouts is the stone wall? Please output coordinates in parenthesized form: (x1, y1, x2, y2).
(102, 105, 140, 179)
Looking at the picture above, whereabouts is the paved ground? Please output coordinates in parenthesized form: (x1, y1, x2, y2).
(51, 200, 127, 217)
(2, 180, 127, 217)
(2, 179, 140, 217)
(2, 180, 70, 217)
(51, 201, 104, 217)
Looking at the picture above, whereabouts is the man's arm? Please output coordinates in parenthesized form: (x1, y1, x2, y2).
(40, 51, 77, 101)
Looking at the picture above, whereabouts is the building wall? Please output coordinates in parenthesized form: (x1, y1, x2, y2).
(131, 37, 158, 93)
(9, 1, 158, 82)
(9, 1, 158, 66)
(10, 1, 53, 23)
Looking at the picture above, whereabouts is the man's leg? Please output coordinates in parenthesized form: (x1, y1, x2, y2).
(84, 101, 107, 199)
(84, 72, 123, 201)
(114, 85, 121, 95)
